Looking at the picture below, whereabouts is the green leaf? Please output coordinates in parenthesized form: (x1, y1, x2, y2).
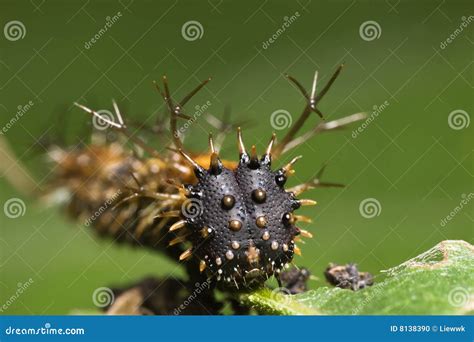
(239, 240, 474, 315)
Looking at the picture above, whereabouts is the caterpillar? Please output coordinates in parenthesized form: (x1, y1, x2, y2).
(48, 66, 365, 290)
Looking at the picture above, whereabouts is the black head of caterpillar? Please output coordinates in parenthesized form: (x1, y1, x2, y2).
(66, 66, 365, 291)
(173, 130, 315, 289)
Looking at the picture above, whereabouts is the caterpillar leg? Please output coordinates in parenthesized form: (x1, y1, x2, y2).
(286, 164, 345, 196)
(280, 113, 367, 155)
(154, 76, 211, 149)
(274, 65, 345, 158)
(74, 102, 162, 158)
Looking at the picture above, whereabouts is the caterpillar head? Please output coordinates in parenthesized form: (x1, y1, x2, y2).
(174, 129, 313, 290)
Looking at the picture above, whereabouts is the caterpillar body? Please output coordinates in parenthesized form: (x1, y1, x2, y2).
(48, 66, 365, 290)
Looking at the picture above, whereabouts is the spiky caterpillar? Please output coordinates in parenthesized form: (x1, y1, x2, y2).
(175, 132, 311, 288)
(49, 66, 365, 290)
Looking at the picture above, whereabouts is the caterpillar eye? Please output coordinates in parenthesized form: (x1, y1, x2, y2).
(275, 172, 287, 187)
(252, 188, 266, 203)
(221, 195, 235, 210)
(282, 212, 295, 225)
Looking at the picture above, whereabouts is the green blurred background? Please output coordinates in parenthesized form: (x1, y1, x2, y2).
(0, 0, 472, 314)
